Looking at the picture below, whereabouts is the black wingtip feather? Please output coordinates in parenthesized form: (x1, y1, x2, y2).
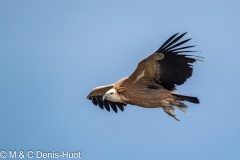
(92, 97, 98, 106)
(96, 96, 104, 109)
(116, 103, 124, 112)
(157, 33, 179, 52)
(168, 45, 195, 52)
(161, 33, 188, 51)
(157, 32, 190, 53)
(103, 100, 110, 111)
(109, 101, 118, 113)
(164, 38, 192, 52)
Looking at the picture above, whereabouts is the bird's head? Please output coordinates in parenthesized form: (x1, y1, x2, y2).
(103, 88, 122, 103)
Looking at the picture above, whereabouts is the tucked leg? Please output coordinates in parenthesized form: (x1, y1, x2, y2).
(163, 107, 179, 121)
(172, 101, 188, 114)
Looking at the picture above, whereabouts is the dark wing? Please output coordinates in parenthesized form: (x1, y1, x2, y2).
(87, 84, 126, 113)
(129, 32, 203, 90)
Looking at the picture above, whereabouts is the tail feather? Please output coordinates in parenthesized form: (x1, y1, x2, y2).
(173, 94, 200, 104)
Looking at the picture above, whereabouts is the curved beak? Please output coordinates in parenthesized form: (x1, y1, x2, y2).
(103, 94, 107, 101)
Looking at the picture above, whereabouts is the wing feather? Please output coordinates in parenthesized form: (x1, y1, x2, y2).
(96, 96, 104, 109)
(91, 97, 98, 106)
(157, 33, 179, 51)
(163, 38, 191, 52)
(116, 103, 124, 111)
(159, 32, 188, 52)
(167, 45, 195, 52)
(108, 101, 118, 113)
(103, 100, 110, 111)
(129, 32, 203, 90)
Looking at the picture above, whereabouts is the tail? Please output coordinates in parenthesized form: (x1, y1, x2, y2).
(173, 94, 200, 104)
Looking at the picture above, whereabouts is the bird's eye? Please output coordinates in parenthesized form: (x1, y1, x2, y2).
(110, 92, 113, 95)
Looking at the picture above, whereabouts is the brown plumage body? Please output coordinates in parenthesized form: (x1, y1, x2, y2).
(114, 77, 174, 108)
(86, 32, 203, 121)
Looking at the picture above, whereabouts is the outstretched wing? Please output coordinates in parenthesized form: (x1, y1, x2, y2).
(129, 32, 203, 90)
(87, 84, 126, 113)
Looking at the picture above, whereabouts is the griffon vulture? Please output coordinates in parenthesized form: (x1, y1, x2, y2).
(86, 32, 202, 121)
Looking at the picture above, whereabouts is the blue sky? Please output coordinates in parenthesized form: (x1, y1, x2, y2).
(0, 0, 240, 159)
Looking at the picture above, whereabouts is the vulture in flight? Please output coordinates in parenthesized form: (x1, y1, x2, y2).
(86, 32, 202, 121)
